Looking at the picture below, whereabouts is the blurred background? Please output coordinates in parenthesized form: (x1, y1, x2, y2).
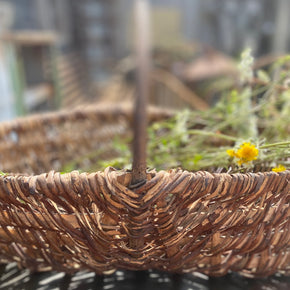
(0, 0, 290, 122)
(0, 2, 290, 289)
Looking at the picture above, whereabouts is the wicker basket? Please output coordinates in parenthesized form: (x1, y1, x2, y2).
(0, 104, 289, 278)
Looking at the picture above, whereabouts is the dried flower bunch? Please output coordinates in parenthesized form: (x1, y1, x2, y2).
(227, 142, 259, 166)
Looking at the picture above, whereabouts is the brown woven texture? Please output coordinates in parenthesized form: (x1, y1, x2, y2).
(0, 105, 289, 277)
(0, 104, 172, 174)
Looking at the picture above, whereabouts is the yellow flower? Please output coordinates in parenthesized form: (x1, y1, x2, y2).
(272, 164, 286, 172)
(227, 142, 259, 166)
(236, 142, 259, 162)
(226, 149, 237, 158)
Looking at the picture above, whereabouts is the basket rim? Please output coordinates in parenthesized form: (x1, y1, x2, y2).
(1, 166, 289, 183)
(0, 166, 290, 179)
(0, 103, 175, 130)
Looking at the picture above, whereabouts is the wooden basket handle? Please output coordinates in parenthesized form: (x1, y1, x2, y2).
(131, 0, 151, 187)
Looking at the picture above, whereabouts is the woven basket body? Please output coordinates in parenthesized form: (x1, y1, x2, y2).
(0, 105, 289, 277)
(0, 104, 171, 174)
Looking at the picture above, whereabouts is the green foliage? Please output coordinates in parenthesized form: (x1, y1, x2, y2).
(60, 49, 290, 173)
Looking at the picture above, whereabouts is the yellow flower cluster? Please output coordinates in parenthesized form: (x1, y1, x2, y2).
(227, 142, 259, 166)
(272, 164, 286, 172)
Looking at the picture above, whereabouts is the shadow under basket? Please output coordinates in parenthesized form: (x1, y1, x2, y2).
(0, 104, 289, 278)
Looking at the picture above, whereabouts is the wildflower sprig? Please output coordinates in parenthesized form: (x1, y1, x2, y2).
(227, 142, 259, 166)
(60, 50, 290, 174)
(226, 140, 289, 171)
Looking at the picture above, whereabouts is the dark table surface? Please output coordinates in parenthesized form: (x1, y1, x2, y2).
(0, 263, 289, 290)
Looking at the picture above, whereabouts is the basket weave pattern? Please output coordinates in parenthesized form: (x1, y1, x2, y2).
(0, 105, 171, 174)
(0, 105, 289, 277)
(0, 168, 289, 276)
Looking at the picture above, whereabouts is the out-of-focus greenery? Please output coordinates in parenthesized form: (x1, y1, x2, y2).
(62, 50, 290, 173)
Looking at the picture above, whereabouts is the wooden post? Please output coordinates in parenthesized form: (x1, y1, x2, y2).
(131, 0, 151, 187)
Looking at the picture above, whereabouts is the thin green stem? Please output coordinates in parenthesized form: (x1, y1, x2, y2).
(260, 141, 290, 149)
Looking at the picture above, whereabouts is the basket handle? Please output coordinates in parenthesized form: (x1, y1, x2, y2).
(131, 0, 151, 187)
